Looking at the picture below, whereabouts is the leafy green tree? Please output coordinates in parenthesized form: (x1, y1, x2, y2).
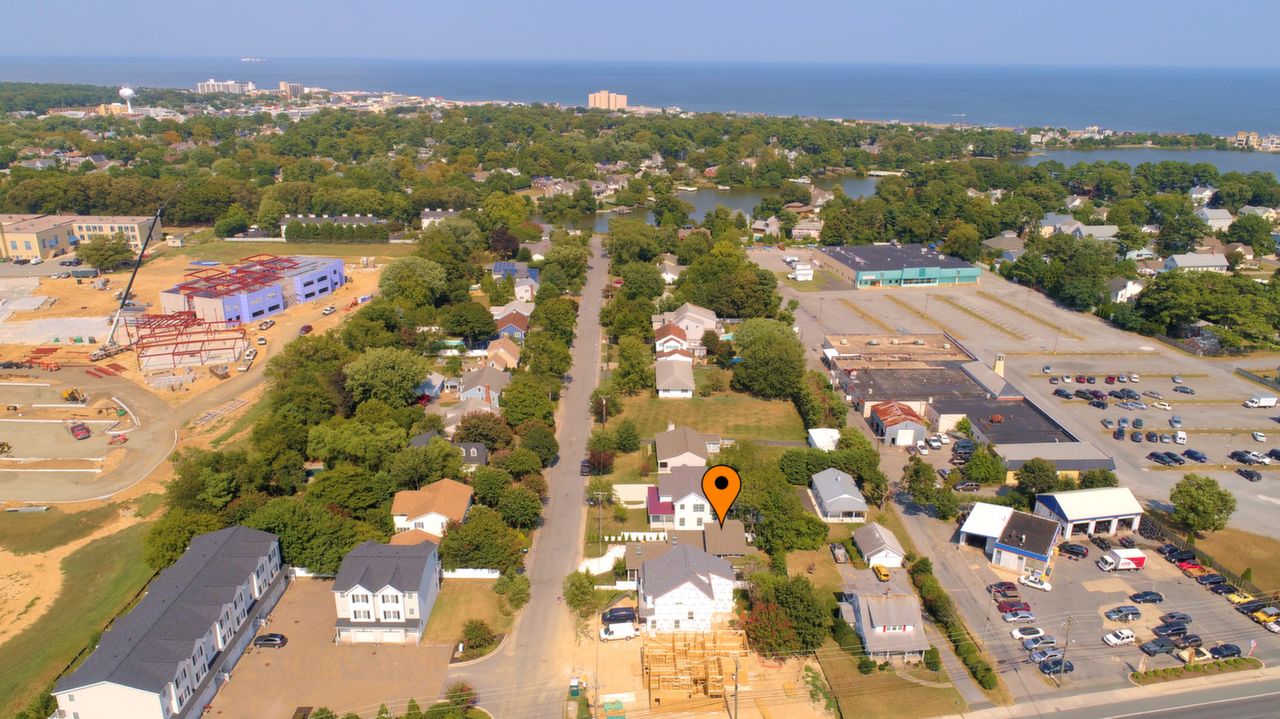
(614, 419, 640, 453)
(731, 319, 804, 399)
(517, 420, 559, 466)
(618, 261, 664, 300)
(143, 508, 223, 570)
(445, 301, 496, 346)
(590, 385, 622, 423)
(344, 346, 431, 406)
(213, 203, 251, 237)
(943, 221, 982, 261)
(305, 463, 394, 519)
(440, 506, 523, 571)
(562, 570, 596, 617)
(498, 485, 543, 529)
(387, 438, 463, 490)
(932, 489, 960, 520)
(744, 602, 798, 658)
(1014, 457, 1064, 505)
(613, 335, 655, 395)
(521, 333, 571, 378)
(471, 466, 513, 507)
(493, 447, 543, 479)
(962, 444, 1006, 485)
(245, 497, 378, 574)
(494, 571, 531, 610)
(501, 374, 555, 427)
(307, 417, 407, 470)
(75, 235, 134, 270)
(1227, 214, 1276, 257)
(904, 457, 936, 503)
(606, 218, 660, 264)
(1078, 468, 1119, 489)
(1171, 474, 1237, 534)
(379, 256, 448, 306)
(454, 412, 514, 451)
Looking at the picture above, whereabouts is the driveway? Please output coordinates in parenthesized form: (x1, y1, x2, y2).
(208, 578, 453, 718)
(448, 235, 609, 717)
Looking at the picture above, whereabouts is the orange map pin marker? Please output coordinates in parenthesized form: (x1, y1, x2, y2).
(701, 465, 742, 528)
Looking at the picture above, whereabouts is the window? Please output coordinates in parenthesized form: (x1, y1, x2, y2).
(673, 619, 680, 629)
(696, 518, 703, 527)
(693, 504, 705, 513)
(688, 611, 694, 620)
(353, 609, 372, 620)
(383, 610, 402, 620)
(383, 594, 400, 604)
(351, 593, 370, 604)
(678, 518, 685, 527)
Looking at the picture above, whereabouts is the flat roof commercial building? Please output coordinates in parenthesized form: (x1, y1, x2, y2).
(159, 254, 345, 324)
(1034, 487, 1144, 537)
(959, 503, 1060, 577)
(0, 214, 75, 260)
(821, 244, 980, 289)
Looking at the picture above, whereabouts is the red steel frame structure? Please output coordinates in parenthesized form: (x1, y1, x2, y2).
(167, 254, 302, 300)
(124, 311, 247, 371)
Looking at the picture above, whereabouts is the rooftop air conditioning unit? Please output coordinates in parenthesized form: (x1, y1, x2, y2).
(943, 343, 951, 350)
(914, 339, 925, 345)
(890, 339, 899, 345)
(867, 339, 879, 346)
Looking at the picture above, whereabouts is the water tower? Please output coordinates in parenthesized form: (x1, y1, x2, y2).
(118, 86, 135, 113)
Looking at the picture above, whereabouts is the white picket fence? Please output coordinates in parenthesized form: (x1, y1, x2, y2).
(594, 581, 637, 591)
(443, 568, 502, 580)
(604, 531, 667, 543)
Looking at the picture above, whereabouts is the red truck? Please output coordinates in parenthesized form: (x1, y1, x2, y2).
(67, 422, 91, 440)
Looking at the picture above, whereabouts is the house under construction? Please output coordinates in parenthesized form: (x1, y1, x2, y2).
(641, 630, 747, 711)
(158, 254, 345, 324)
(124, 312, 248, 371)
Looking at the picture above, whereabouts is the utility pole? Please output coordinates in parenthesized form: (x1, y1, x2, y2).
(1055, 616, 1075, 688)
(733, 655, 740, 719)
(593, 489, 607, 719)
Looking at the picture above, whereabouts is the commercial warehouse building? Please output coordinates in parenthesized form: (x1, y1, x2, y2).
(0, 213, 161, 259)
(821, 243, 980, 289)
(160, 254, 345, 324)
(1034, 487, 1144, 537)
(959, 503, 1061, 577)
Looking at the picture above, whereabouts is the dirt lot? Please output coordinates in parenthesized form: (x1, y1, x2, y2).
(209, 578, 453, 719)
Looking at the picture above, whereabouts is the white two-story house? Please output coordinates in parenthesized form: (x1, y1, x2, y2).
(639, 545, 735, 633)
(333, 540, 442, 645)
(53, 526, 284, 719)
(647, 466, 716, 530)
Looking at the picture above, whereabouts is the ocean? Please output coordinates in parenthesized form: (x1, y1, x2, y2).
(3, 57, 1280, 135)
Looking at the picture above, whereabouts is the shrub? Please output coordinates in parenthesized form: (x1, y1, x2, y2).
(494, 572, 531, 610)
(461, 619, 496, 655)
(924, 647, 941, 672)
(857, 656, 876, 674)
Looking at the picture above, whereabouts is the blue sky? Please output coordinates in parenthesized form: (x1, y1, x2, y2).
(8, 0, 1280, 66)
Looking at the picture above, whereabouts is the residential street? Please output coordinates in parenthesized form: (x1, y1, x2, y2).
(448, 235, 608, 718)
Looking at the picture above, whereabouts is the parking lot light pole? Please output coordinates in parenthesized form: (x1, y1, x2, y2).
(1054, 615, 1075, 688)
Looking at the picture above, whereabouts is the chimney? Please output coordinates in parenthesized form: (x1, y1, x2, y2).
(667, 421, 676, 431)
(993, 353, 1006, 378)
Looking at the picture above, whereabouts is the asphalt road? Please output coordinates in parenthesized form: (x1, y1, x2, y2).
(448, 235, 607, 718)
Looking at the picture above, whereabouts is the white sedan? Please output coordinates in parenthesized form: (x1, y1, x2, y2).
(1254, 432, 1268, 443)
(1011, 626, 1044, 640)
(1019, 575, 1052, 592)
(1152, 401, 1172, 411)
(914, 440, 929, 455)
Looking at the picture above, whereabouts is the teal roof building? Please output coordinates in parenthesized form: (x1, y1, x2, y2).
(821, 244, 980, 289)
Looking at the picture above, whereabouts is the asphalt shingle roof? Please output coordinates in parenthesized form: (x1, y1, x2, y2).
(333, 540, 438, 594)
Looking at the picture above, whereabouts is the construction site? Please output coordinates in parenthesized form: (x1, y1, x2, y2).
(641, 631, 748, 712)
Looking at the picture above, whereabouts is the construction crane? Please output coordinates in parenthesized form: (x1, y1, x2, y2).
(92, 200, 170, 361)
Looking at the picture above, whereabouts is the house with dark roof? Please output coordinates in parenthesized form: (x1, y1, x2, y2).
(958, 502, 1060, 576)
(53, 527, 284, 719)
(489, 261, 539, 282)
(333, 540, 442, 644)
(409, 431, 488, 469)
(639, 544, 734, 633)
(654, 322, 689, 353)
(495, 311, 529, 341)
(647, 466, 715, 530)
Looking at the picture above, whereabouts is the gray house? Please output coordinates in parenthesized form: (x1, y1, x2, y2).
(458, 367, 511, 404)
(333, 540, 442, 644)
(810, 468, 868, 523)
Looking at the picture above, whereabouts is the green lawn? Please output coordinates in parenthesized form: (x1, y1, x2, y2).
(584, 506, 650, 558)
(422, 579, 514, 645)
(171, 240, 417, 263)
(817, 640, 966, 719)
(607, 391, 805, 441)
(0, 523, 155, 716)
(0, 504, 120, 555)
(776, 269, 845, 292)
(1179, 527, 1280, 591)
(604, 451, 655, 484)
(210, 398, 272, 449)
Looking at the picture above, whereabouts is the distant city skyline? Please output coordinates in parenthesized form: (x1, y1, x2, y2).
(6, 0, 1280, 68)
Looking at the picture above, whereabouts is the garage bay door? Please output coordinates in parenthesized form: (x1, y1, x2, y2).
(379, 629, 404, 643)
(352, 628, 376, 643)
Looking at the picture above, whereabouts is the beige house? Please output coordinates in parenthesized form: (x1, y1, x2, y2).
(655, 423, 720, 473)
(0, 214, 75, 260)
(68, 215, 160, 252)
(391, 479, 474, 541)
(486, 336, 522, 370)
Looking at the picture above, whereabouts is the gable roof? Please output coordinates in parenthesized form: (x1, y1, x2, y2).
(389, 529, 438, 545)
(333, 540, 438, 594)
(489, 300, 535, 318)
(657, 466, 707, 503)
(853, 523, 905, 560)
(1196, 208, 1233, 220)
(1035, 487, 1143, 522)
(56, 526, 278, 695)
(863, 593, 922, 628)
(870, 401, 925, 427)
(810, 468, 866, 511)
(656, 348, 693, 361)
(655, 425, 718, 461)
(496, 312, 530, 332)
(656, 359, 695, 391)
(642, 544, 733, 601)
(655, 322, 687, 342)
(460, 367, 511, 395)
(1167, 253, 1228, 268)
(487, 336, 522, 361)
(391, 479, 473, 524)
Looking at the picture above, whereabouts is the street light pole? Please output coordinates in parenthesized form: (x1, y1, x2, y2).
(1054, 615, 1075, 688)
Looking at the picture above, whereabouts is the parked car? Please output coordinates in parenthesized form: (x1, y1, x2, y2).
(997, 600, 1031, 614)
(298, 324, 314, 335)
(1011, 626, 1044, 640)
(1254, 432, 1268, 443)
(258, 319, 275, 331)
(252, 633, 288, 649)
(1167, 549, 1196, 563)
(1134, 418, 1145, 429)
(321, 305, 337, 316)
(1153, 401, 1172, 411)
(1002, 611, 1036, 623)
(1038, 658, 1074, 676)
(1131, 431, 1142, 443)
(1103, 629, 1136, 646)
(1089, 399, 1108, 410)
(1173, 386, 1195, 395)
(1023, 635, 1057, 651)
(1197, 574, 1228, 586)
(580, 459, 591, 476)
(872, 565, 891, 582)
(1173, 634, 1203, 649)
(1141, 637, 1177, 656)
(1209, 583, 1238, 595)
(1053, 388, 1073, 399)
(1152, 623, 1188, 638)
(1019, 575, 1052, 592)
(1162, 451, 1185, 465)
(1238, 468, 1263, 482)
(914, 440, 930, 455)
(955, 482, 980, 492)
(1170, 415, 1183, 428)
(1130, 591, 1165, 604)
(600, 623, 638, 641)
(1118, 535, 1136, 549)
(1105, 606, 1142, 622)
(988, 581, 1017, 595)
(1183, 449, 1208, 463)
(256, 336, 268, 346)
(1210, 643, 1242, 659)
(926, 435, 943, 450)
(1146, 431, 1159, 442)
(601, 607, 637, 625)
(1059, 543, 1089, 559)
(1030, 647, 1065, 663)
(1144, 390, 1164, 399)
(1147, 452, 1174, 466)
(1113, 427, 1125, 440)
(1102, 418, 1115, 429)
(1160, 612, 1193, 625)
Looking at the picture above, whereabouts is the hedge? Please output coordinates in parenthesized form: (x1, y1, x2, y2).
(909, 558, 999, 691)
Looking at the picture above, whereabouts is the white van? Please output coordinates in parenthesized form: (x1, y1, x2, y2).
(600, 623, 638, 642)
(1174, 431, 1187, 445)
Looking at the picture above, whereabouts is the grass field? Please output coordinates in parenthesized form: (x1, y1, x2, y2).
(0, 523, 154, 716)
(584, 506, 650, 558)
(605, 451, 655, 484)
(422, 579, 514, 645)
(210, 398, 272, 449)
(172, 240, 418, 263)
(608, 391, 805, 441)
(776, 270, 844, 292)
(1191, 528, 1280, 591)
(817, 640, 966, 719)
(0, 504, 119, 555)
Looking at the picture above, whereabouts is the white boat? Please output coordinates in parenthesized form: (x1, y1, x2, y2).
(716, 185, 730, 191)
(240, 57, 268, 63)
(675, 185, 698, 192)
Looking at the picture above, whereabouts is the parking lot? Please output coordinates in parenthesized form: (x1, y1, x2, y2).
(208, 578, 453, 719)
(756, 247, 1280, 539)
(905, 511, 1280, 700)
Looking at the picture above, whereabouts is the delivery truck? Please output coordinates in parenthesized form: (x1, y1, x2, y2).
(1097, 548, 1147, 572)
(1245, 395, 1278, 408)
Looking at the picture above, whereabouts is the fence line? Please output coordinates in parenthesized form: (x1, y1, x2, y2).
(1235, 368, 1280, 393)
(1141, 514, 1277, 603)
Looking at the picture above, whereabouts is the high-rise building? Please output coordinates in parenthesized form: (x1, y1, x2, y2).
(588, 90, 627, 111)
(195, 78, 257, 95)
(279, 81, 304, 99)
